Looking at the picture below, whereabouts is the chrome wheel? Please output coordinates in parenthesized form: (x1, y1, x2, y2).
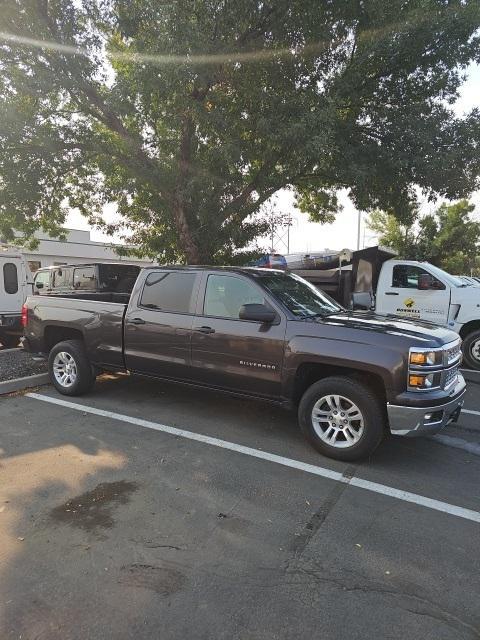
(311, 394, 364, 448)
(53, 351, 78, 388)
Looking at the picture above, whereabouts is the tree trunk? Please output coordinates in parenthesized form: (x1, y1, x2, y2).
(173, 199, 202, 264)
(173, 114, 204, 264)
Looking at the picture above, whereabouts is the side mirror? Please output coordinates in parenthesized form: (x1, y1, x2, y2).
(239, 303, 276, 323)
(352, 291, 373, 311)
(35, 281, 44, 289)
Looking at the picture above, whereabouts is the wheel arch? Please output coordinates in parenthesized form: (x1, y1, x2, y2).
(459, 320, 480, 340)
(292, 362, 387, 407)
(44, 325, 85, 352)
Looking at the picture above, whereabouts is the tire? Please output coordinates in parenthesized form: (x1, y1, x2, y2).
(298, 376, 385, 462)
(462, 330, 480, 370)
(48, 339, 96, 396)
(0, 334, 20, 348)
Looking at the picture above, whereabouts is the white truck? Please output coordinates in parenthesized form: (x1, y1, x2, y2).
(0, 245, 34, 347)
(291, 246, 480, 370)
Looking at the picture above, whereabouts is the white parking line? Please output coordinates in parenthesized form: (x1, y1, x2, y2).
(463, 409, 480, 417)
(27, 392, 480, 525)
(460, 368, 480, 375)
(433, 434, 480, 456)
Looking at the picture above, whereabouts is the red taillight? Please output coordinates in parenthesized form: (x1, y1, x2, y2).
(21, 304, 28, 328)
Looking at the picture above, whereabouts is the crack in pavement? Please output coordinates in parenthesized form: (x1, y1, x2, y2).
(288, 464, 357, 559)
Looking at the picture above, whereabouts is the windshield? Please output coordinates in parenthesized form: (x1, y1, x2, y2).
(256, 271, 343, 318)
(424, 263, 466, 287)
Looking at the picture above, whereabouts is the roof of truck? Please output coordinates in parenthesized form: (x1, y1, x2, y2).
(141, 265, 286, 276)
(35, 262, 142, 270)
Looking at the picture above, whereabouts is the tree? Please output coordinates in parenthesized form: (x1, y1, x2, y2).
(367, 200, 480, 274)
(1, 1, 480, 263)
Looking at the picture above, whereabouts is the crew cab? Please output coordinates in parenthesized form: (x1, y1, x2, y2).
(23, 266, 466, 461)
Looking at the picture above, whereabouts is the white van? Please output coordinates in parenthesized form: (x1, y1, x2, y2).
(0, 246, 33, 347)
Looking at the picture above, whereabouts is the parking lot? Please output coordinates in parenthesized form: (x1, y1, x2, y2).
(1, 371, 479, 639)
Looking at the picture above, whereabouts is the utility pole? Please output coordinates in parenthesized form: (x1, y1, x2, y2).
(357, 210, 361, 250)
(266, 203, 292, 254)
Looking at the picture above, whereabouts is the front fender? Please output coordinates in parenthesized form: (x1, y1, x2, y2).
(283, 336, 405, 402)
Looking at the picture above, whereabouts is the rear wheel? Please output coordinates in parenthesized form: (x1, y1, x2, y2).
(48, 340, 96, 396)
(0, 334, 20, 348)
(462, 330, 480, 370)
(298, 376, 385, 461)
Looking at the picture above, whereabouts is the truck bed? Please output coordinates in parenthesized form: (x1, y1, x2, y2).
(24, 295, 128, 370)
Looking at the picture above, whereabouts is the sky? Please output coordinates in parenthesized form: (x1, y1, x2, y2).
(66, 62, 480, 255)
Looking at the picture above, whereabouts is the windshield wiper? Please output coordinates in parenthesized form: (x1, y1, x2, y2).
(299, 311, 328, 319)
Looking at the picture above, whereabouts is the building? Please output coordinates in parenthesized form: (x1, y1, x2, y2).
(16, 228, 154, 272)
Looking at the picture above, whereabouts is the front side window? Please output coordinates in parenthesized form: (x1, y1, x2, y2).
(34, 270, 50, 291)
(204, 275, 264, 319)
(256, 272, 341, 318)
(140, 271, 197, 313)
(3, 263, 18, 294)
(392, 265, 443, 289)
(74, 267, 97, 290)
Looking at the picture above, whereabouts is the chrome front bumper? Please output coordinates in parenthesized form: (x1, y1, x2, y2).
(387, 375, 466, 437)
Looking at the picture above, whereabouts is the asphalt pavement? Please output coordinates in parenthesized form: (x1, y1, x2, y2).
(0, 371, 479, 639)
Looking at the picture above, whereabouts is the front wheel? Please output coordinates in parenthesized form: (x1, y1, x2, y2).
(298, 376, 385, 461)
(462, 330, 480, 370)
(48, 340, 96, 396)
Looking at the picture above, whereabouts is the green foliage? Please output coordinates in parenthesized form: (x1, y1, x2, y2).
(1, 1, 480, 262)
(367, 200, 480, 274)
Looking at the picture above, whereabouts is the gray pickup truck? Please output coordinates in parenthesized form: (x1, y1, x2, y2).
(22, 266, 466, 461)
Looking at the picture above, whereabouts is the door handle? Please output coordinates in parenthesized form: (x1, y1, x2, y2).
(385, 292, 399, 296)
(128, 317, 146, 325)
(195, 326, 215, 334)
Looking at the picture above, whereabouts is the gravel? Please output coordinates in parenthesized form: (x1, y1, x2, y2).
(0, 349, 48, 382)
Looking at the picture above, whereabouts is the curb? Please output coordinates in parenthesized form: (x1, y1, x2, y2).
(0, 372, 50, 395)
(0, 347, 22, 355)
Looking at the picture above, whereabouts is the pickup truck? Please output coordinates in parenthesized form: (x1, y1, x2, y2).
(292, 246, 480, 370)
(22, 266, 466, 461)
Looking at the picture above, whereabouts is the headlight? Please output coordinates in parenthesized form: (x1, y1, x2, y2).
(409, 373, 435, 389)
(410, 351, 436, 366)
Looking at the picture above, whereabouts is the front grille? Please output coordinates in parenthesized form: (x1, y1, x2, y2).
(443, 364, 459, 390)
(445, 340, 462, 366)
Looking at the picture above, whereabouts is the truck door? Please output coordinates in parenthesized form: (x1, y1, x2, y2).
(124, 270, 202, 379)
(377, 263, 450, 325)
(0, 259, 23, 314)
(190, 272, 286, 398)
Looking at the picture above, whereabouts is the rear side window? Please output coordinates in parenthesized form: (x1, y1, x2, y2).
(3, 263, 18, 294)
(52, 267, 71, 288)
(74, 267, 97, 290)
(140, 272, 197, 313)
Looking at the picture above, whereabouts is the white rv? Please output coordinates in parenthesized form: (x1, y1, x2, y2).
(0, 245, 33, 347)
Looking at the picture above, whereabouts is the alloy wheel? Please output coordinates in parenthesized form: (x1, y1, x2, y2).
(311, 394, 365, 448)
